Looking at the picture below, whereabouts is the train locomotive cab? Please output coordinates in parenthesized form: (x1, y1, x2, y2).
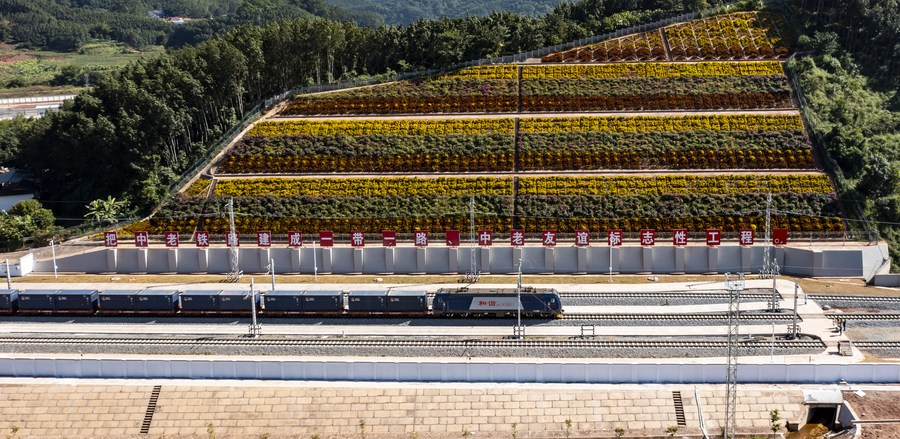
(432, 287, 562, 318)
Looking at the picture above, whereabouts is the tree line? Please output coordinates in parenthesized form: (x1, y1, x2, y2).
(12, 0, 723, 224)
(788, 0, 900, 269)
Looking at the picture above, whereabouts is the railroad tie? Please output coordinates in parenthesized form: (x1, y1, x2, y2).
(672, 391, 687, 427)
(140, 385, 163, 434)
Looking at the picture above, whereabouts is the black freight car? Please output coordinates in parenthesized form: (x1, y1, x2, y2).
(179, 290, 222, 314)
(98, 289, 141, 313)
(136, 289, 179, 314)
(300, 290, 343, 315)
(386, 290, 428, 315)
(347, 290, 386, 315)
(0, 289, 18, 314)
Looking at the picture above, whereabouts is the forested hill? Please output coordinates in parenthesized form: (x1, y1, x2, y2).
(0, 0, 382, 51)
(324, 0, 567, 26)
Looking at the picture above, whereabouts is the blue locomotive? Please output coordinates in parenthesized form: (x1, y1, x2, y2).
(432, 287, 562, 318)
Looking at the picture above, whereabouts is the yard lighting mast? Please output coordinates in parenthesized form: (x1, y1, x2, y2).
(226, 197, 242, 282)
(723, 272, 744, 439)
(514, 258, 524, 339)
(465, 196, 480, 283)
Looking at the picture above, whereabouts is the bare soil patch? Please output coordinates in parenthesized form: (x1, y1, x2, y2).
(843, 391, 900, 439)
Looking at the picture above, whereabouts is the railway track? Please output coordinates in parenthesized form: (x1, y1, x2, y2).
(563, 312, 796, 321)
(810, 295, 900, 303)
(823, 313, 900, 321)
(0, 336, 825, 350)
(559, 292, 778, 300)
(851, 341, 900, 349)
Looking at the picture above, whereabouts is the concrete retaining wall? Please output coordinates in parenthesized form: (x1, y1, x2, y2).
(2, 356, 900, 384)
(872, 274, 900, 287)
(30, 242, 891, 280)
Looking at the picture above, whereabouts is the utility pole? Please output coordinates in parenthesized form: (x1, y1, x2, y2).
(50, 239, 58, 279)
(226, 197, 242, 282)
(724, 272, 744, 439)
(248, 278, 261, 338)
(4, 259, 11, 289)
(514, 258, 524, 339)
(312, 240, 318, 281)
(791, 281, 800, 340)
(465, 196, 480, 283)
(760, 193, 773, 279)
(268, 258, 276, 292)
(769, 257, 780, 313)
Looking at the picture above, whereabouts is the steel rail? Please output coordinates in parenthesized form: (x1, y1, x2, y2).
(0, 336, 826, 349)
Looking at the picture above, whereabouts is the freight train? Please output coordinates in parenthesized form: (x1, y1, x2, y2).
(0, 287, 563, 318)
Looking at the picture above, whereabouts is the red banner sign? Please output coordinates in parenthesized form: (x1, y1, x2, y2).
(706, 229, 721, 246)
(542, 230, 557, 247)
(134, 231, 149, 247)
(673, 229, 688, 246)
(478, 230, 493, 246)
(103, 231, 118, 247)
(773, 228, 788, 246)
(382, 230, 396, 247)
(640, 229, 656, 246)
(739, 229, 754, 246)
(195, 231, 210, 247)
(608, 230, 623, 247)
(414, 231, 429, 247)
(257, 231, 271, 247)
(575, 230, 590, 246)
(164, 231, 179, 248)
(287, 231, 302, 247)
(319, 231, 333, 247)
(510, 229, 525, 246)
(350, 230, 365, 247)
(445, 230, 460, 247)
(226, 231, 240, 247)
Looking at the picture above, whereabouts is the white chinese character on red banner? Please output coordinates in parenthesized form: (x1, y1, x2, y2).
(351, 231, 365, 247)
(164, 231, 179, 248)
(319, 231, 333, 247)
(706, 229, 721, 246)
(542, 230, 557, 247)
(195, 231, 210, 247)
(257, 231, 271, 247)
(287, 231, 302, 247)
(640, 229, 656, 246)
(382, 230, 396, 247)
(446, 230, 460, 246)
(608, 230, 622, 247)
(575, 230, 590, 246)
(773, 228, 788, 246)
(510, 229, 524, 246)
(134, 231, 148, 247)
(478, 230, 493, 246)
(414, 231, 429, 247)
(104, 231, 118, 247)
(739, 229, 754, 246)
(673, 229, 688, 246)
(227, 231, 240, 247)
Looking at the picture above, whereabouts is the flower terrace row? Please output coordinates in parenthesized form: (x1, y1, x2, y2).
(542, 30, 667, 63)
(105, 227, 792, 249)
(666, 12, 790, 61)
(154, 175, 841, 234)
(540, 12, 790, 63)
(279, 62, 790, 115)
(219, 115, 812, 173)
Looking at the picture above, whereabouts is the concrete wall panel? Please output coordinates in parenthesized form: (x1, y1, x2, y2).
(329, 248, 356, 273)
(425, 248, 451, 274)
(684, 247, 710, 273)
(618, 247, 644, 273)
(717, 246, 743, 273)
(651, 246, 676, 273)
(363, 248, 387, 274)
(392, 248, 418, 273)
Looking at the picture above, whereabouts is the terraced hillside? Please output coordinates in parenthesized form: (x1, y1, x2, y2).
(127, 11, 843, 243)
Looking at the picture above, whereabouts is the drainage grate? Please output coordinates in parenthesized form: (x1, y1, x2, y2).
(672, 390, 687, 427)
(140, 385, 162, 434)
